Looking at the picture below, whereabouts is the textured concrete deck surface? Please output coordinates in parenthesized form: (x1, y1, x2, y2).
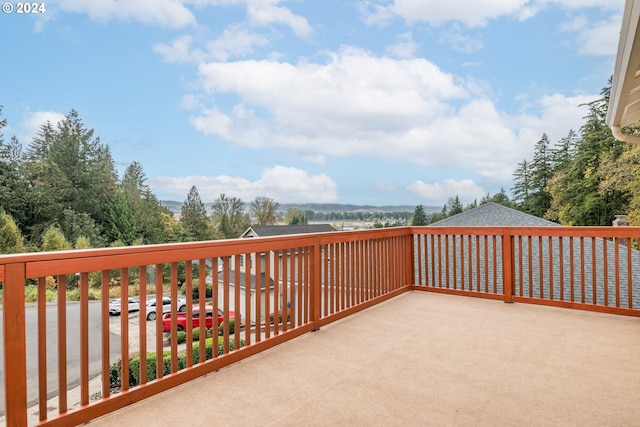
(89, 291, 640, 427)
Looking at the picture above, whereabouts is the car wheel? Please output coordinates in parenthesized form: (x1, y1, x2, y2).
(177, 325, 185, 332)
(178, 305, 186, 313)
(147, 312, 156, 321)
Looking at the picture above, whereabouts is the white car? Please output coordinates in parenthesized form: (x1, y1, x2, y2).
(109, 297, 141, 316)
(145, 296, 187, 320)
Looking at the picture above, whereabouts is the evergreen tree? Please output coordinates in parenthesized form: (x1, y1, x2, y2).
(527, 134, 553, 217)
(60, 208, 105, 247)
(511, 159, 531, 210)
(105, 162, 168, 245)
(446, 196, 463, 216)
(550, 130, 578, 173)
(23, 110, 118, 242)
(546, 81, 628, 225)
(0, 108, 27, 226)
(411, 204, 427, 226)
(180, 186, 213, 241)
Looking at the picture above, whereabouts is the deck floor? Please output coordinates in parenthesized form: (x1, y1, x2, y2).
(88, 291, 640, 427)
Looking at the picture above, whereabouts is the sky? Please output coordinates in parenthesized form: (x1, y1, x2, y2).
(0, 0, 625, 207)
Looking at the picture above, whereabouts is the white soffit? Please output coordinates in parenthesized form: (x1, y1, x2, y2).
(607, 0, 640, 143)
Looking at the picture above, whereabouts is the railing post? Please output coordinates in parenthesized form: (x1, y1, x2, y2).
(407, 228, 415, 286)
(3, 262, 28, 426)
(502, 229, 514, 303)
(311, 239, 321, 331)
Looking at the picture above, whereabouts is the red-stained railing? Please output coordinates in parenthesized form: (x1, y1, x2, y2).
(1, 226, 639, 426)
(411, 226, 640, 316)
(0, 228, 412, 426)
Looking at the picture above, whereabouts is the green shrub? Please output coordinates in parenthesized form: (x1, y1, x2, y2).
(127, 351, 172, 386)
(109, 337, 246, 387)
(167, 331, 187, 344)
(187, 283, 213, 300)
(218, 318, 235, 335)
(191, 327, 212, 341)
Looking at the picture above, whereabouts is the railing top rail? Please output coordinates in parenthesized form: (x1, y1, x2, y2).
(0, 227, 412, 280)
(411, 225, 640, 238)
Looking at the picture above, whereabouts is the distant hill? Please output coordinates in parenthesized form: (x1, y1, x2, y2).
(160, 201, 439, 215)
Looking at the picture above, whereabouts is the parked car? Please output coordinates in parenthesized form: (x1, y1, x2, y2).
(109, 297, 141, 316)
(162, 306, 236, 333)
(146, 296, 187, 321)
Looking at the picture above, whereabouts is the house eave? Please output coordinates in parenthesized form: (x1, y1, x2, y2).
(607, 0, 640, 142)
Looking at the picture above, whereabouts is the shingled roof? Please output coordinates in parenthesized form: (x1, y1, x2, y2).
(241, 224, 335, 238)
(420, 202, 640, 309)
(430, 202, 558, 227)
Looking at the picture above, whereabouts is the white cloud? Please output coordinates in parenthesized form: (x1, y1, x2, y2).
(247, 2, 313, 38)
(508, 92, 597, 151)
(154, 35, 197, 63)
(357, 1, 397, 27)
(438, 25, 484, 53)
(358, 0, 622, 28)
(188, 47, 597, 184)
(385, 32, 419, 58)
(51, 0, 313, 35)
(388, 0, 530, 27)
(19, 111, 66, 142)
(53, 0, 197, 28)
(206, 25, 270, 61)
(407, 179, 486, 205)
(149, 166, 338, 204)
(562, 13, 622, 56)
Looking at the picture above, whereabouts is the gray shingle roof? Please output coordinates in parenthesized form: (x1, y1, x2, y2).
(216, 271, 274, 290)
(429, 202, 558, 227)
(242, 224, 334, 238)
(418, 203, 640, 309)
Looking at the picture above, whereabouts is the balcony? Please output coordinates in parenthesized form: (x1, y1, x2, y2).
(1, 226, 639, 426)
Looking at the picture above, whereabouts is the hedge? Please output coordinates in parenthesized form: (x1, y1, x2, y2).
(110, 336, 245, 388)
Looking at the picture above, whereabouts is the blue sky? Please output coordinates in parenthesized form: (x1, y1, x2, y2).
(0, 0, 624, 207)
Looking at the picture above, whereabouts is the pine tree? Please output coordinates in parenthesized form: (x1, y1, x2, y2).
(23, 110, 118, 242)
(446, 196, 463, 216)
(511, 159, 531, 210)
(181, 186, 213, 241)
(527, 134, 553, 217)
(546, 80, 628, 225)
(411, 204, 427, 226)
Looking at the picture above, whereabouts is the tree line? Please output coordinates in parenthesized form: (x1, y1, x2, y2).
(0, 108, 288, 254)
(409, 79, 637, 227)
(1, 77, 637, 254)
(510, 79, 639, 226)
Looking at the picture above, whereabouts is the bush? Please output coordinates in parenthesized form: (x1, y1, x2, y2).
(185, 283, 213, 300)
(109, 337, 246, 387)
(167, 331, 187, 344)
(218, 318, 235, 335)
(191, 327, 212, 341)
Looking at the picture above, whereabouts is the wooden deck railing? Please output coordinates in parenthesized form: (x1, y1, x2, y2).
(411, 226, 640, 316)
(1, 226, 639, 426)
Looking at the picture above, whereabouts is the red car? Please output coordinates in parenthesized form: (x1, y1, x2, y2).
(162, 306, 236, 333)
